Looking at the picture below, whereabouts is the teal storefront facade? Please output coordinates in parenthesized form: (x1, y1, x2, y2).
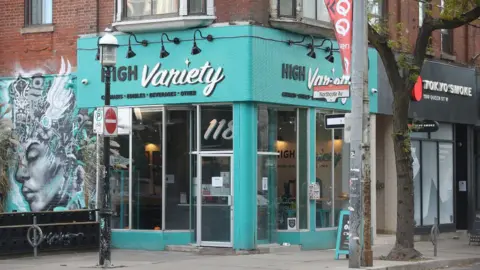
(75, 25, 378, 251)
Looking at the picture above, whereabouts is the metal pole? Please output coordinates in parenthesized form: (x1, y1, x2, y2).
(96, 133, 100, 221)
(33, 216, 37, 258)
(99, 66, 112, 268)
(360, 0, 372, 266)
(347, 0, 367, 267)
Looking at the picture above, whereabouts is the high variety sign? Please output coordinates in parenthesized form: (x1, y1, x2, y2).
(101, 61, 226, 97)
(282, 63, 351, 103)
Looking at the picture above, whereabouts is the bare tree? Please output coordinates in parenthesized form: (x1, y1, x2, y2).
(367, 0, 480, 260)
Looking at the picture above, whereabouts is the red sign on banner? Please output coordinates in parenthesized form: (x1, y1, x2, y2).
(324, 0, 353, 76)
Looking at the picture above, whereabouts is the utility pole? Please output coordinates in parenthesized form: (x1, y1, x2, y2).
(361, 0, 372, 265)
(347, 0, 368, 268)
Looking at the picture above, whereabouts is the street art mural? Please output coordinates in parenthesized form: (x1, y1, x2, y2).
(0, 57, 98, 212)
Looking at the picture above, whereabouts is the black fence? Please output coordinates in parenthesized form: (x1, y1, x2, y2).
(0, 209, 99, 256)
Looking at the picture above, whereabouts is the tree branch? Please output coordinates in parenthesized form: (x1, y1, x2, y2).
(430, 6, 480, 30)
(367, 24, 404, 92)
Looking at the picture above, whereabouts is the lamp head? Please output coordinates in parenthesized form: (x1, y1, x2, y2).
(99, 32, 119, 67)
(160, 45, 170, 58)
(191, 42, 201, 55)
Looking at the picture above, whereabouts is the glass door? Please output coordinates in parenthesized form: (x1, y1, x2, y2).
(198, 155, 233, 247)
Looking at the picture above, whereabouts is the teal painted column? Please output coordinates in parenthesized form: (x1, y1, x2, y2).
(233, 102, 257, 250)
(309, 108, 317, 231)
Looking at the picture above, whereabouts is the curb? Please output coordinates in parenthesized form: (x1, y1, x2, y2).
(366, 257, 480, 270)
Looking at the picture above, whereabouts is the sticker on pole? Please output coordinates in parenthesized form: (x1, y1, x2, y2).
(93, 108, 104, 134)
(313, 83, 350, 103)
(103, 106, 118, 137)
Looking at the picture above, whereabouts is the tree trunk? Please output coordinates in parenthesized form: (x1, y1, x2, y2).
(386, 86, 422, 260)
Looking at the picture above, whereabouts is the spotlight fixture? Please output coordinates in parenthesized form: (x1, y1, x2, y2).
(192, 29, 214, 55)
(126, 36, 136, 59)
(306, 36, 316, 59)
(325, 52, 334, 63)
(316, 39, 335, 63)
(125, 32, 149, 59)
(160, 33, 180, 59)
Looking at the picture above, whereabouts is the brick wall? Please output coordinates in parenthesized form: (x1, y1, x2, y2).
(0, 0, 478, 77)
(385, 0, 480, 66)
(0, 0, 114, 76)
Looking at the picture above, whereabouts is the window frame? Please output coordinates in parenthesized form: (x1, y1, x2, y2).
(302, 0, 330, 22)
(439, 0, 454, 55)
(314, 109, 345, 230)
(277, 0, 296, 18)
(24, 0, 53, 26)
(367, 0, 384, 26)
(411, 122, 456, 233)
(122, 0, 208, 19)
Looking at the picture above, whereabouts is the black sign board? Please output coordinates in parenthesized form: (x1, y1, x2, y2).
(325, 114, 346, 129)
(408, 119, 439, 133)
(335, 210, 350, 259)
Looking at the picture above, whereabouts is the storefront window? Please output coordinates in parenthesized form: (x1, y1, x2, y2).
(165, 109, 192, 230)
(411, 123, 454, 227)
(438, 143, 454, 224)
(412, 140, 421, 226)
(315, 111, 344, 228)
(131, 107, 163, 230)
(257, 106, 278, 241)
(257, 155, 278, 241)
(111, 135, 130, 229)
(297, 108, 308, 230)
(277, 110, 297, 230)
(421, 141, 438, 226)
(258, 106, 278, 152)
(199, 105, 233, 151)
(275, 108, 309, 230)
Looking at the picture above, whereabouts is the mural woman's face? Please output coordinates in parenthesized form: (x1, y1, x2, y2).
(15, 142, 63, 212)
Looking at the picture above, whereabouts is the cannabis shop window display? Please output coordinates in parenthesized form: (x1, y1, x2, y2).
(110, 106, 194, 231)
(315, 110, 345, 229)
(259, 106, 309, 231)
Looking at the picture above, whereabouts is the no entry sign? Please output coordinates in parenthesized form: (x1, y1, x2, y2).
(103, 106, 118, 136)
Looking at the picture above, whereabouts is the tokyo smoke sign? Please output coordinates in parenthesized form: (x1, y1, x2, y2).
(324, 0, 353, 76)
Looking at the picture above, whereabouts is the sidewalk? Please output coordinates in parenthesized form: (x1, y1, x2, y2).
(1, 236, 480, 270)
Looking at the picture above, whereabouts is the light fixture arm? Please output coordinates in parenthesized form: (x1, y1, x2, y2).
(193, 29, 214, 42)
(126, 32, 148, 47)
(95, 36, 101, 60)
(307, 35, 315, 50)
(161, 33, 181, 45)
(286, 35, 307, 46)
(315, 39, 334, 52)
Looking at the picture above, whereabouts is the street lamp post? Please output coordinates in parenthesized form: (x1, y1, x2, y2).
(98, 30, 118, 268)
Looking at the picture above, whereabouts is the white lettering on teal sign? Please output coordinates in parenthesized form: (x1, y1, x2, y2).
(141, 61, 225, 97)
